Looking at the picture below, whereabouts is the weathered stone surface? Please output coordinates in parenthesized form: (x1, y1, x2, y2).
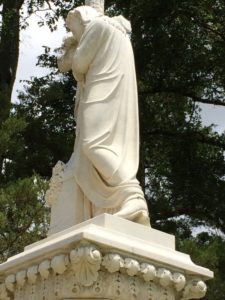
(0, 214, 213, 300)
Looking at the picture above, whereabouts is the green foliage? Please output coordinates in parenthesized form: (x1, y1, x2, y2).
(13, 72, 75, 179)
(178, 234, 225, 299)
(114, 0, 225, 107)
(1, 0, 225, 297)
(20, 0, 84, 30)
(143, 93, 225, 235)
(0, 1, 80, 263)
(0, 116, 27, 157)
(0, 175, 49, 262)
(105, 0, 225, 236)
(0, 116, 27, 184)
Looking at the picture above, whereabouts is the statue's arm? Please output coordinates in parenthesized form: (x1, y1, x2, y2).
(58, 35, 78, 72)
(73, 19, 106, 75)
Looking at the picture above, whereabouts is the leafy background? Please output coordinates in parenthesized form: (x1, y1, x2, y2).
(0, 1, 225, 298)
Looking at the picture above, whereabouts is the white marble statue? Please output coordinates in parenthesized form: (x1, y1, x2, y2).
(47, 4, 150, 234)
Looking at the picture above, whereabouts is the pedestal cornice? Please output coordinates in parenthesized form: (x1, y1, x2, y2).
(0, 214, 213, 300)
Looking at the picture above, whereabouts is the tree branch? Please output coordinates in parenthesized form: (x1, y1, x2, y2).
(200, 22, 225, 42)
(146, 129, 225, 150)
(182, 10, 225, 43)
(185, 93, 225, 106)
(139, 89, 225, 107)
(45, 0, 53, 10)
(35, 0, 56, 14)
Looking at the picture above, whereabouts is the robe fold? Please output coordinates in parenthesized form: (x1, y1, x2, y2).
(66, 16, 145, 218)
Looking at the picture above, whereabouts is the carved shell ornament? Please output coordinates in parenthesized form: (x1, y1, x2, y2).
(70, 245, 102, 286)
(1, 244, 208, 300)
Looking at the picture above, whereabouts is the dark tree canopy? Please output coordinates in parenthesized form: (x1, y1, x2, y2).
(0, 1, 225, 298)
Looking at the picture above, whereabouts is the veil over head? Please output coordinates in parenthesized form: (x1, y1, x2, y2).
(66, 5, 100, 26)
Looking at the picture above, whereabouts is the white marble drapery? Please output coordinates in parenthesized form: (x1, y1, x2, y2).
(52, 7, 150, 229)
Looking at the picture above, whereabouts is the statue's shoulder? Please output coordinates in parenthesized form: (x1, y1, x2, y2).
(85, 16, 112, 37)
(91, 16, 131, 35)
(89, 16, 109, 28)
(87, 16, 130, 36)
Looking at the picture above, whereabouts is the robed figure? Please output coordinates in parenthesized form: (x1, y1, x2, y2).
(47, 6, 150, 234)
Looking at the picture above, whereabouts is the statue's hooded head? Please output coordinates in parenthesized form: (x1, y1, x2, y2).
(66, 6, 100, 41)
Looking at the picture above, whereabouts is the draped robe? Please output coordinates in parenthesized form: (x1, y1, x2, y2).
(55, 16, 148, 226)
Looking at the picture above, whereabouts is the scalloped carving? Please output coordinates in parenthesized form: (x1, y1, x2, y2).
(16, 270, 26, 287)
(27, 266, 38, 284)
(0, 243, 210, 299)
(156, 268, 172, 287)
(102, 253, 124, 273)
(51, 254, 69, 274)
(70, 245, 102, 286)
(172, 273, 186, 292)
(140, 263, 156, 281)
(124, 258, 140, 276)
(182, 279, 207, 300)
(38, 260, 51, 279)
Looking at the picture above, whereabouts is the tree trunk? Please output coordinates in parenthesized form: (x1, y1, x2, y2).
(0, 0, 24, 176)
(0, 0, 24, 122)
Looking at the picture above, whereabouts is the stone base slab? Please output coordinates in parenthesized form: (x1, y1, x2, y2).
(0, 214, 213, 300)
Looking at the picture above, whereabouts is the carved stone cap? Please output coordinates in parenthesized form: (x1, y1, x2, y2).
(85, 0, 104, 15)
(0, 244, 209, 300)
(0, 214, 213, 300)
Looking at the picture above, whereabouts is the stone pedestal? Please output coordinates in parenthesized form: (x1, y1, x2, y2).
(0, 214, 213, 300)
